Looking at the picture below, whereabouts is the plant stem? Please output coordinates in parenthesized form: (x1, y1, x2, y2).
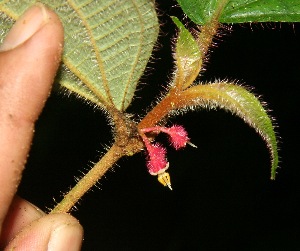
(197, 0, 226, 57)
(51, 122, 143, 213)
(51, 143, 125, 213)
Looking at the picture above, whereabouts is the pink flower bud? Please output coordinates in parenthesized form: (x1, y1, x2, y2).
(146, 143, 169, 175)
(141, 125, 190, 150)
(165, 125, 189, 149)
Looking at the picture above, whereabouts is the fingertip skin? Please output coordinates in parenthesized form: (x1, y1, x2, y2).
(4, 213, 83, 251)
(0, 5, 64, 234)
(0, 196, 45, 249)
(0, 5, 64, 124)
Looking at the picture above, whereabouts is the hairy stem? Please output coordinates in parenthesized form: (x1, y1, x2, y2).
(51, 114, 143, 213)
(50, 96, 146, 212)
(197, 0, 227, 57)
(51, 143, 125, 213)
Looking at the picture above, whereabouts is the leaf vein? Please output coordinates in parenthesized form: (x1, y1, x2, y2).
(67, 0, 114, 106)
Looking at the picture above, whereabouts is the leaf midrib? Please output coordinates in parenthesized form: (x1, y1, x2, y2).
(67, 0, 113, 107)
(120, 0, 145, 111)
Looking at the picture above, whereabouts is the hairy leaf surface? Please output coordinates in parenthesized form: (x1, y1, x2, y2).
(0, 0, 159, 111)
(176, 0, 300, 24)
(175, 82, 278, 179)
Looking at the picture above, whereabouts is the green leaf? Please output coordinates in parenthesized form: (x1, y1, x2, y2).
(176, 0, 300, 24)
(0, 0, 159, 111)
(171, 17, 202, 90)
(176, 82, 279, 179)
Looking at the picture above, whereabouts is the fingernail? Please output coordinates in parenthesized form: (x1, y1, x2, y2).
(0, 3, 50, 51)
(47, 223, 83, 251)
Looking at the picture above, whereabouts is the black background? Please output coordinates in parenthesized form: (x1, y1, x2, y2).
(19, 1, 300, 250)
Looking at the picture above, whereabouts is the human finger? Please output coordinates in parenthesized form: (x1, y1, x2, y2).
(4, 212, 83, 251)
(0, 4, 63, 231)
(0, 196, 45, 249)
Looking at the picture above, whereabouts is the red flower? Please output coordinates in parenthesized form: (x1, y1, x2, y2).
(146, 143, 169, 175)
(164, 125, 189, 149)
(141, 125, 190, 150)
(140, 124, 192, 188)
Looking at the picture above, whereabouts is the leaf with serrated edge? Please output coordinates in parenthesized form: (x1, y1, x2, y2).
(177, 0, 300, 24)
(173, 82, 278, 179)
(0, 0, 159, 111)
(171, 17, 202, 90)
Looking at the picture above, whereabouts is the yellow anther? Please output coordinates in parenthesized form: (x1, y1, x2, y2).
(157, 172, 172, 190)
